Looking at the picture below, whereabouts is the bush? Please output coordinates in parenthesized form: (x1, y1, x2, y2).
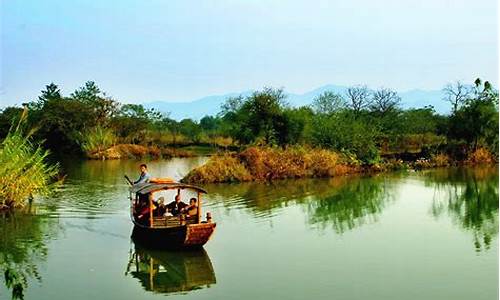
(411, 153, 451, 169)
(431, 153, 450, 167)
(466, 147, 496, 164)
(80, 126, 117, 157)
(307, 149, 344, 177)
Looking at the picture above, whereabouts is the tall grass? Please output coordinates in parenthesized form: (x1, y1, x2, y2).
(0, 111, 59, 209)
(80, 126, 117, 157)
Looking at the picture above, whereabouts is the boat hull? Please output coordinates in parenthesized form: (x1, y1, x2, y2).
(131, 222, 216, 249)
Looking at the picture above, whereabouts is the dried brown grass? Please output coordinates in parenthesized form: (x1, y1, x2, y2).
(182, 146, 358, 183)
(88, 144, 194, 160)
(466, 147, 496, 164)
(182, 153, 252, 183)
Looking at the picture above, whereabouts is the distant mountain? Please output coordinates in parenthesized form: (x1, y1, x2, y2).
(143, 91, 252, 120)
(143, 85, 448, 120)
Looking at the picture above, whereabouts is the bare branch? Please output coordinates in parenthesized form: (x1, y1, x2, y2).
(345, 85, 371, 114)
(370, 88, 401, 115)
(442, 81, 472, 112)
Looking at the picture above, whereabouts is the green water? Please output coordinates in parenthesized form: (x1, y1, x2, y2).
(1, 158, 498, 300)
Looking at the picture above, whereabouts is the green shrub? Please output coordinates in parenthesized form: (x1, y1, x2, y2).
(0, 112, 59, 209)
(80, 126, 117, 156)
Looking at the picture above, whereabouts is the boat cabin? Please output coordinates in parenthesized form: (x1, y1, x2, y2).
(130, 182, 212, 229)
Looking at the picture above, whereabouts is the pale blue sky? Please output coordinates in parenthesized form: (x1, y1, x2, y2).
(1, 0, 498, 106)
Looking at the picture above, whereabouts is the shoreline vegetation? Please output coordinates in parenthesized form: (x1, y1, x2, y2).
(0, 111, 60, 211)
(0, 78, 498, 208)
(85, 143, 195, 160)
(181, 146, 497, 184)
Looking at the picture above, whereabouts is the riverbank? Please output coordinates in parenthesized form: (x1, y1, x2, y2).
(181, 146, 497, 183)
(85, 144, 218, 160)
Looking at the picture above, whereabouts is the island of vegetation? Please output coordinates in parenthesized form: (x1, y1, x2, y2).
(181, 78, 498, 183)
(0, 78, 498, 208)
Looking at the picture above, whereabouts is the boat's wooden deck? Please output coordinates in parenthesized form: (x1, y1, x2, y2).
(151, 216, 198, 228)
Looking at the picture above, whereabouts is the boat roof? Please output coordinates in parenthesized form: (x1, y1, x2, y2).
(130, 182, 208, 195)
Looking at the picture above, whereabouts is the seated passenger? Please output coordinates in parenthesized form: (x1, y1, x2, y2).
(166, 194, 188, 216)
(135, 201, 151, 225)
(181, 198, 198, 218)
(155, 197, 167, 216)
(134, 192, 154, 224)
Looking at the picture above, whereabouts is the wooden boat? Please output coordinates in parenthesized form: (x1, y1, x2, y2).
(129, 181, 216, 249)
(125, 242, 216, 294)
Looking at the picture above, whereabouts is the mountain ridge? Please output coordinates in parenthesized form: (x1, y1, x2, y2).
(143, 85, 448, 120)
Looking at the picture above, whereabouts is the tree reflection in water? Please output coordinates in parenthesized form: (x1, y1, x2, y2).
(206, 174, 396, 233)
(0, 208, 60, 299)
(125, 241, 216, 295)
(425, 167, 499, 252)
(305, 176, 395, 233)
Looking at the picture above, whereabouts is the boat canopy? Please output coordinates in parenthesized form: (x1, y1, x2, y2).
(130, 182, 208, 195)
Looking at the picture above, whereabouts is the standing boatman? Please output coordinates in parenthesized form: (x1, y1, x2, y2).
(134, 164, 151, 185)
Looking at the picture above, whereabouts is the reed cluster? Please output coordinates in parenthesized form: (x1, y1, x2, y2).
(80, 126, 117, 157)
(0, 113, 59, 209)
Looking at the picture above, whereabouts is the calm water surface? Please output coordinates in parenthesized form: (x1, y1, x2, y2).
(1, 158, 498, 300)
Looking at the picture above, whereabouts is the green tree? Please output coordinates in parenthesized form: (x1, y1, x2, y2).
(312, 91, 346, 115)
(275, 107, 313, 146)
(219, 88, 288, 145)
(71, 81, 118, 126)
(219, 96, 251, 145)
(30, 97, 94, 153)
(311, 112, 380, 164)
(400, 106, 440, 134)
(179, 119, 202, 143)
(0, 107, 24, 138)
(159, 116, 182, 145)
(448, 79, 499, 153)
(111, 104, 160, 144)
(38, 83, 61, 103)
(200, 115, 219, 131)
(243, 87, 287, 144)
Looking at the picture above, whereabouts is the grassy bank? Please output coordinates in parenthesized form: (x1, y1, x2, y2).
(85, 143, 198, 160)
(80, 123, 228, 160)
(182, 146, 497, 184)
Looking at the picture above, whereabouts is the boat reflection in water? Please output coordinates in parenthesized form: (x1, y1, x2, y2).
(125, 240, 216, 295)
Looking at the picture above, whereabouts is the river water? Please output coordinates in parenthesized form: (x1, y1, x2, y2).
(0, 158, 498, 300)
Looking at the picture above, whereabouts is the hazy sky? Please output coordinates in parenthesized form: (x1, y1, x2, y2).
(1, 0, 498, 106)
